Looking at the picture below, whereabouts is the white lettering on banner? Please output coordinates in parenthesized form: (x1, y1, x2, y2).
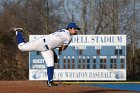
(29, 69, 126, 80)
(92, 36, 122, 43)
(54, 69, 126, 80)
(29, 35, 126, 46)
(75, 45, 86, 49)
(32, 65, 45, 69)
(95, 46, 101, 49)
(33, 59, 45, 63)
(71, 35, 126, 46)
(64, 72, 112, 78)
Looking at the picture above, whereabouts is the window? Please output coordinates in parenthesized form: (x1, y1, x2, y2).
(111, 64, 117, 69)
(72, 58, 74, 64)
(72, 58, 74, 68)
(93, 64, 96, 69)
(97, 49, 101, 55)
(120, 58, 125, 63)
(93, 59, 96, 63)
(68, 58, 70, 69)
(64, 64, 66, 69)
(111, 59, 113, 63)
(110, 58, 117, 69)
(63, 57, 66, 69)
(83, 58, 85, 64)
(83, 64, 86, 69)
(100, 58, 107, 69)
(111, 64, 113, 68)
(120, 58, 125, 69)
(86, 57, 90, 69)
(115, 49, 123, 55)
(63, 57, 66, 63)
(87, 64, 90, 69)
(92, 57, 96, 69)
(114, 64, 117, 69)
(79, 49, 83, 55)
(100, 64, 106, 69)
(68, 64, 70, 69)
(104, 58, 107, 62)
(87, 58, 90, 63)
(100, 59, 103, 63)
(119, 49, 123, 55)
(78, 64, 81, 69)
(115, 49, 118, 55)
(79, 58, 81, 63)
(121, 64, 124, 69)
(100, 58, 107, 63)
(72, 64, 74, 69)
(114, 59, 117, 63)
(68, 58, 70, 63)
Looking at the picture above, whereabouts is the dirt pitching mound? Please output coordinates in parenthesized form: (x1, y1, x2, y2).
(0, 81, 139, 93)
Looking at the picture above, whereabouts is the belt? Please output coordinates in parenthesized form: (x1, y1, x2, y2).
(43, 38, 49, 50)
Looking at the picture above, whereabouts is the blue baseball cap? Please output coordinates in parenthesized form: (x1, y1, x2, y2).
(66, 22, 80, 30)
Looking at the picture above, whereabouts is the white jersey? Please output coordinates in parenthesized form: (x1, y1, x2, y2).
(17, 29, 71, 67)
(44, 29, 72, 50)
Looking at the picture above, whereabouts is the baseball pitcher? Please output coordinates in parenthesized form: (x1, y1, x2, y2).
(11, 22, 80, 87)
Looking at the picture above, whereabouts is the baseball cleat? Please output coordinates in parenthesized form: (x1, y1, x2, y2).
(48, 81, 58, 87)
(10, 27, 23, 32)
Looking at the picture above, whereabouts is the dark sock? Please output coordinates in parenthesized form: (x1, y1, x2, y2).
(47, 66, 54, 82)
(16, 31, 25, 44)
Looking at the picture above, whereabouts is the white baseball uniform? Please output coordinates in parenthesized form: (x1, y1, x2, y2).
(18, 29, 71, 67)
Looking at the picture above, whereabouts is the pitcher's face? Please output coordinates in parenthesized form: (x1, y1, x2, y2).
(69, 28, 78, 35)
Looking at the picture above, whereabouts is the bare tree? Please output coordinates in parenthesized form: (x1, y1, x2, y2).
(80, 0, 88, 34)
(0, 0, 66, 80)
(81, 0, 139, 80)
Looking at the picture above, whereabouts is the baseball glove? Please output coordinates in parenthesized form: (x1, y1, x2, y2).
(53, 50, 58, 63)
